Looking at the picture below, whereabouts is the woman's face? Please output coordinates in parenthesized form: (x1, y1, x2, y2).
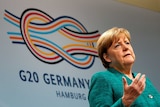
(105, 33, 135, 69)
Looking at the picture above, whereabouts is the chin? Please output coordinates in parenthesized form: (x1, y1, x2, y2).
(125, 59, 135, 65)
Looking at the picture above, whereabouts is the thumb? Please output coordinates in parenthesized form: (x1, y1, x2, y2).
(122, 77, 128, 88)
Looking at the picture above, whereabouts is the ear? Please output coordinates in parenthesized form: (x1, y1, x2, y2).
(103, 53, 111, 62)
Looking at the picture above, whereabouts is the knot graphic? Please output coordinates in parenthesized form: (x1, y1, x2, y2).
(4, 8, 100, 69)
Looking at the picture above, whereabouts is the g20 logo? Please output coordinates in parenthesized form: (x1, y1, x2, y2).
(4, 8, 100, 69)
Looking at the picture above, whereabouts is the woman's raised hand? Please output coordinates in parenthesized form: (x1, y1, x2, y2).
(122, 73, 146, 107)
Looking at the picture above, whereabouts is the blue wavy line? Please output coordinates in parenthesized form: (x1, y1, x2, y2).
(4, 17, 19, 28)
(7, 32, 21, 36)
(66, 56, 95, 69)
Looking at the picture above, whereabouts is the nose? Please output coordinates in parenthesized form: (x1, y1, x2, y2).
(122, 43, 128, 51)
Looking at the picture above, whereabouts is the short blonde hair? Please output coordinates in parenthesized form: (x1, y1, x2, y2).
(97, 27, 131, 68)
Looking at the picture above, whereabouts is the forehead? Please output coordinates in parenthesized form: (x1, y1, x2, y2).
(113, 33, 130, 43)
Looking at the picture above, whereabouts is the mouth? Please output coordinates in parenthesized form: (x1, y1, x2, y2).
(124, 53, 131, 57)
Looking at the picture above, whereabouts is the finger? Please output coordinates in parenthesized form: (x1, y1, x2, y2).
(138, 74, 146, 87)
(135, 73, 141, 80)
(139, 81, 146, 93)
(133, 73, 141, 84)
(139, 74, 146, 82)
(137, 74, 146, 84)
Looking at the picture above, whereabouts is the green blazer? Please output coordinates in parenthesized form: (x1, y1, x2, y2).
(88, 68, 160, 107)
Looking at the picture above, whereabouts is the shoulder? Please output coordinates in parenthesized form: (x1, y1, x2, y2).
(91, 69, 116, 82)
(92, 70, 111, 77)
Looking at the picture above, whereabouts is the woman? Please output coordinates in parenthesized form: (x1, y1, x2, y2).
(88, 27, 160, 107)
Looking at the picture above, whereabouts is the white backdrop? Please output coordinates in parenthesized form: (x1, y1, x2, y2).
(0, 0, 160, 107)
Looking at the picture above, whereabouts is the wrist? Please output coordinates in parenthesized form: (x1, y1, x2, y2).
(122, 96, 132, 107)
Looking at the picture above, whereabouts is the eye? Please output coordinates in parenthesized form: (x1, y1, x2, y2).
(125, 41, 130, 45)
(115, 43, 120, 48)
